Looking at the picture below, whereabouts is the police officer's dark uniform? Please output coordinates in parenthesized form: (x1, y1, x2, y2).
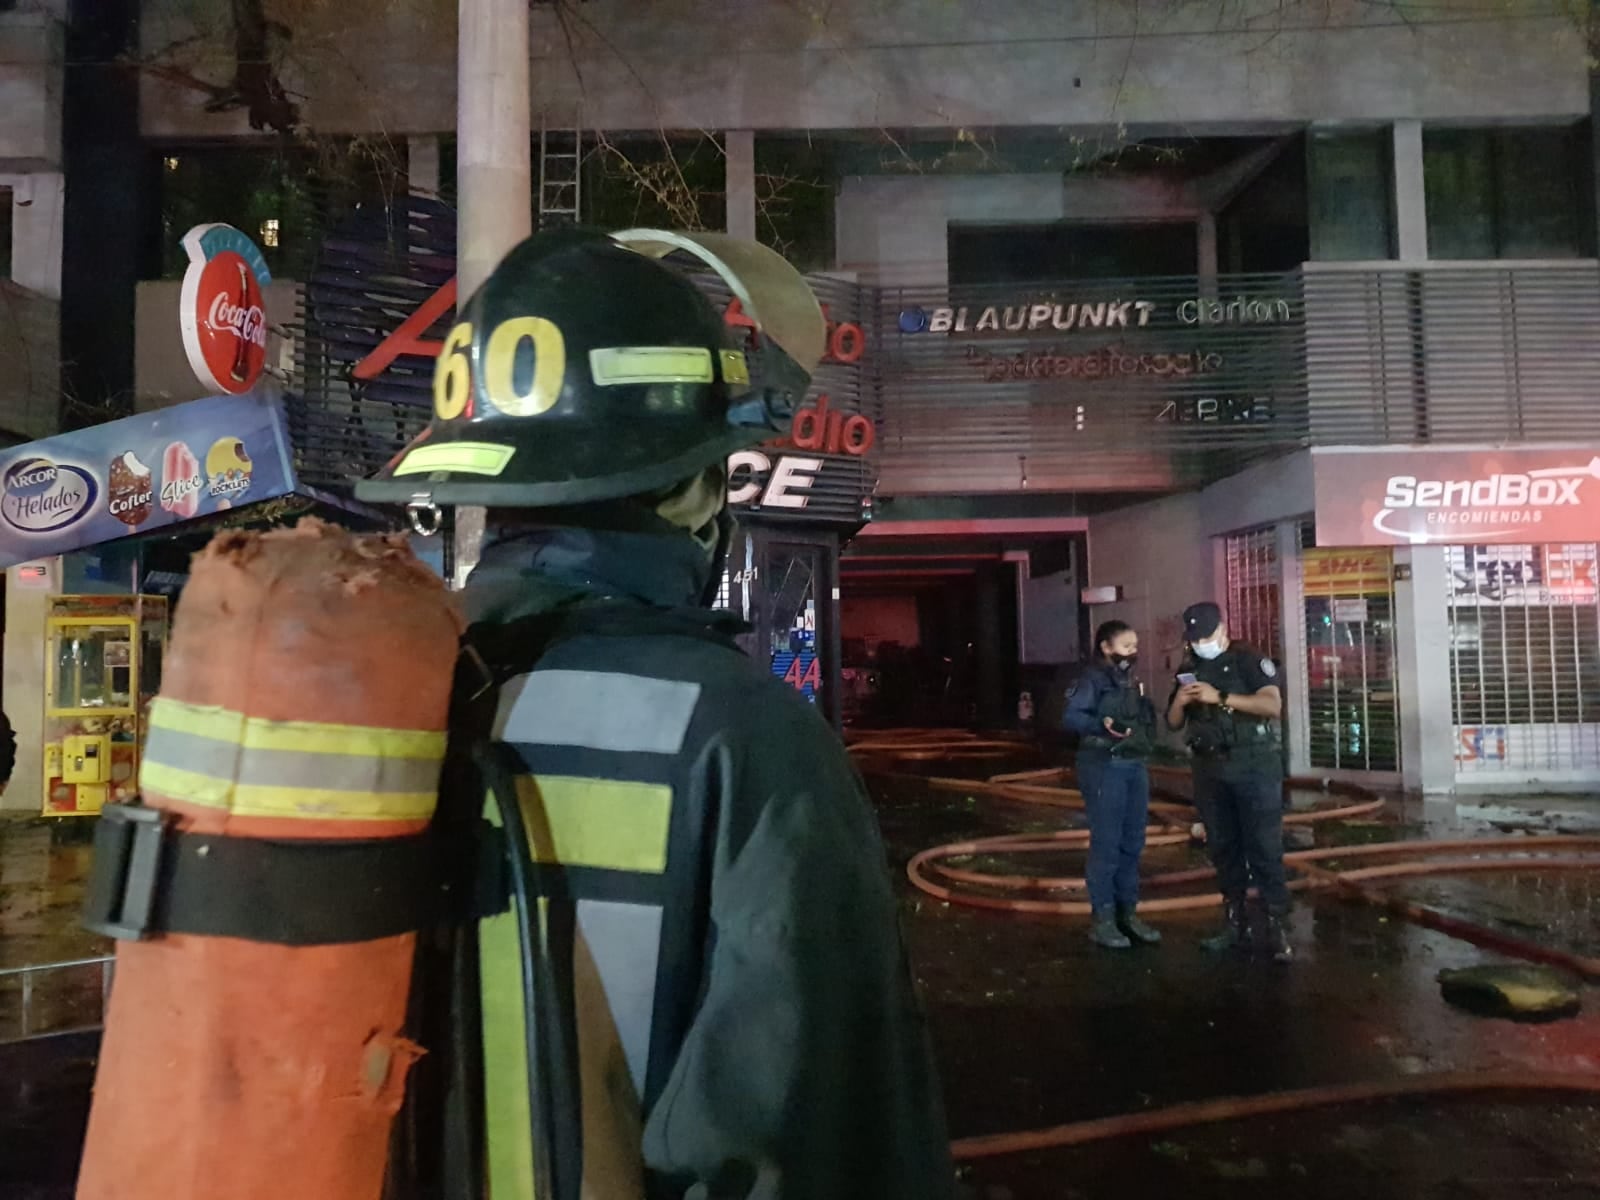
(1168, 602, 1292, 962)
(1063, 656, 1160, 949)
(359, 230, 954, 1199)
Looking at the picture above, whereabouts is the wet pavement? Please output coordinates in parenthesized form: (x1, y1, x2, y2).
(872, 758, 1600, 1199)
(3, 762, 1600, 1198)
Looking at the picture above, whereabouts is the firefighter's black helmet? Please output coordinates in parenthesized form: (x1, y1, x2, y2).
(355, 227, 826, 509)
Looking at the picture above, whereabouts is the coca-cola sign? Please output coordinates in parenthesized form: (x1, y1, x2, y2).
(1313, 447, 1600, 546)
(179, 223, 272, 395)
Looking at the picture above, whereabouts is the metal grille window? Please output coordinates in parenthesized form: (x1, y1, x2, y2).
(1224, 528, 1282, 663)
(1447, 543, 1600, 776)
(1299, 530, 1400, 772)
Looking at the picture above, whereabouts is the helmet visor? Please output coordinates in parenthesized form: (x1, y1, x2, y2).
(610, 229, 827, 374)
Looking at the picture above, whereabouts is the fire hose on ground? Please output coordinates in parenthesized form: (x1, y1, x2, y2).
(948, 1071, 1600, 1161)
(899, 774, 1600, 977)
(848, 733, 1600, 1161)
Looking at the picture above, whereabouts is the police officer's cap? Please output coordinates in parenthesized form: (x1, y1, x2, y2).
(1182, 602, 1223, 641)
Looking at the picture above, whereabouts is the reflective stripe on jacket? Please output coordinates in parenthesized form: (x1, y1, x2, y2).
(472, 594, 955, 1200)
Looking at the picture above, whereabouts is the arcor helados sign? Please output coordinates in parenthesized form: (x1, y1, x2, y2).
(179, 223, 272, 395)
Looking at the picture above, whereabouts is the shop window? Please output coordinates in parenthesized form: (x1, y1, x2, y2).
(154, 142, 405, 281)
(582, 132, 726, 240)
(1307, 129, 1393, 261)
(1219, 135, 1309, 273)
(1424, 126, 1592, 260)
(1300, 539, 1400, 773)
(948, 222, 1199, 285)
(1447, 543, 1600, 775)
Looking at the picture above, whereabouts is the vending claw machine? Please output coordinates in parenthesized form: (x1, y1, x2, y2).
(42, 595, 168, 817)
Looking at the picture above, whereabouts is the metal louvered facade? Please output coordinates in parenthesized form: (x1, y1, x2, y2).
(867, 260, 1600, 496)
(1303, 261, 1600, 446)
(876, 274, 1305, 494)
(292, 228, 1600, 506)
(291, 196, 456, 490)
(291, 210, 873, 526)
(693, 271, 874, 527)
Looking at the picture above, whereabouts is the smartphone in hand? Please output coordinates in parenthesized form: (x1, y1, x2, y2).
(1176, 672, 1198, 687)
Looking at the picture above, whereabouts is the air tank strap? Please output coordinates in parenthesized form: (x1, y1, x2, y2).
(83, 800, 471, 945)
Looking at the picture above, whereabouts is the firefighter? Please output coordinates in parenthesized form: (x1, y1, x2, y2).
(357, 229, 954, 1200)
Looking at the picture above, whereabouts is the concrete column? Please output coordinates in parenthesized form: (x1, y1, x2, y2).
(1275, 520, 1312, 775)
(1591, 60, 1600, 257)
(3, 563, 57, 812)
(408, 135, 441, 198)
(453, 0, 532, 587)
(1392, 120, 1429, 262)
(725, 130, 756, 240)
(457, 1, 530, 296)
(1393, 546, 1455, 793)
(1390, 121, 1447, 790)
(1196, 211, 1219, 298)
(975, 565, 1003, 728)
(10, 172, 65, 299)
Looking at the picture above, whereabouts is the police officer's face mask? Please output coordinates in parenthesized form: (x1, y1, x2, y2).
(1192, 637, 1224, 660)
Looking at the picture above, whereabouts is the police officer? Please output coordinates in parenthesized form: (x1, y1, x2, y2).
(1166, 602, 1292, 963)
(1063, 620, 1161, 950)
(359, 229, 953, 1198)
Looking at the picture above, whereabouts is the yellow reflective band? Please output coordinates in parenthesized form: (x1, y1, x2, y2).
(141, 698, 445, 821)
(149, 697, 447, 760)
(391, 441, 516, 478)
(480, 903, 537, 1200)
(589, 346, 714, 387)
(480, 791, 538, 1199)
(516, 775, 672, 873)
(719, 349, 750, 386)
(140, 760, 438, 822)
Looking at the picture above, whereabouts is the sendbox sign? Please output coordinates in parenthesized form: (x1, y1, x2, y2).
(1313, 447, 1600, 547)
(0, 393, 296, 569)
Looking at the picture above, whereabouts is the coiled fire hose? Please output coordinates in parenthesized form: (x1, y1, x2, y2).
(850, 733, 1600, 1162)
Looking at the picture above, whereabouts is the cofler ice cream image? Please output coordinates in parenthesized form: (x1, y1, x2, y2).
(108, 451, 154, 526)
(160, 441, 203, 518)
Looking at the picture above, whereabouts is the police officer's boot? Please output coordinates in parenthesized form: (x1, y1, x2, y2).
(1117, 906, 1162, 946)
(1200, 898, 1249, 953)
(1090, 907, 1133, 950)
(1264, 909, 1294, 964)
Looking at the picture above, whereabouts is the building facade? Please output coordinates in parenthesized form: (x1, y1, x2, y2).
(4, 0, 1597, 807)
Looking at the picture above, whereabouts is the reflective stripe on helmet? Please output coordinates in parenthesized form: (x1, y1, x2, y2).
(392, 442, 516, 477)
(588, 346, 715, 387)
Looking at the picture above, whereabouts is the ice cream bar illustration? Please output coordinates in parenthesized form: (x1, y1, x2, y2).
(108, 451, 154, 527)
(160, 441, 202, 518)
(205, 436, 253, 500)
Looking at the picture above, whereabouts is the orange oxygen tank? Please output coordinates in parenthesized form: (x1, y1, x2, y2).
(77, 519, 461, 1200)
